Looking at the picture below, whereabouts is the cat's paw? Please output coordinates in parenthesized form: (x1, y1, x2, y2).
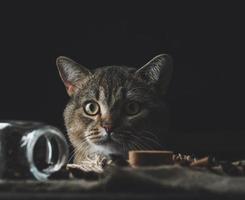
(67, 162, 104, 173)
(66, 163, 99, 172)
(67, 154, 108, 173)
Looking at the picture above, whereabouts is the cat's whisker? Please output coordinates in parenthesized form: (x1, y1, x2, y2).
(131, 134, 154, 150)
(114, 134, 134, 153)
(113, 135, 131, 154)
(116, 130, 147, 149)
(132, 143, 138, 151)
(128, 143, 136, 151)
(130, 127, 159, 141)
(128, 128, 163, 149)
(69, 141, 85, 158)
(129, 137, 145, 150)
(129, 127, 159, 141)
(130, 141, 142, 150)
(80, 146, 90, 160)
(117, 130, 152, 150)
(68, 148, 81, 163)
(68, 144, 87, 163)
(141, 131, 159, 140)
(117, 129, 160, 150)
(140, 131, 163, 148)
(119, 130, 132, 135)
(75, 144, 90, 162)
(128, 141, 137, 150)
(140, 135, 163, 149)
(68, 138, 90, 163)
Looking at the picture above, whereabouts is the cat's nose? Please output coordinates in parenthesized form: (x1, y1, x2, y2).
(102, 123, 113, 134)
(101, 114, 114, 134)
(104, 125, 113, 134)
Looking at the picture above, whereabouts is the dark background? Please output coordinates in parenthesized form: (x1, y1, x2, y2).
(0, 1, 244, 159)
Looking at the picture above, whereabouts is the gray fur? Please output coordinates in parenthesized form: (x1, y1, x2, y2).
(56, 54, 173, 167)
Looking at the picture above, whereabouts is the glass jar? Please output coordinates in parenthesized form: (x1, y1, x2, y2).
(0, 121, 68, 180)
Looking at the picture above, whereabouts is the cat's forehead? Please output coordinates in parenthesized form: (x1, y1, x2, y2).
(93, 66, 134, 103)
(95, 66, 135, 83)
(90, 66, 134, 88)
(76, 66, 147, 103)
(75, 67, 152, 108)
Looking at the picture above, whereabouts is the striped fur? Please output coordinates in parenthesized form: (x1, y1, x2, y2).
(56, 54, 173, 165)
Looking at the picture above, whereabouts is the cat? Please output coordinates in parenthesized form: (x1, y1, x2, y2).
(56, 54, 173, 172)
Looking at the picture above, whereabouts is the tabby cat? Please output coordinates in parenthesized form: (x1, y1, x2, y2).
(56, 54, 173, 171)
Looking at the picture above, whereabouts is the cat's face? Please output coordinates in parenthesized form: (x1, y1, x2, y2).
(56, 55, 173, 159)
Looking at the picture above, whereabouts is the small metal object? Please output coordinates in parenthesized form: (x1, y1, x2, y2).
(0, 121, 68, 180)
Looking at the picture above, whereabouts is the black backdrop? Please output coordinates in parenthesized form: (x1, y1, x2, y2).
(0, 1, 244, 159)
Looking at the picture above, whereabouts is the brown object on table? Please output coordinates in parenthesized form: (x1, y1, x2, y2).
(128, 150, 173, 167)
(190, 156, 210, 168)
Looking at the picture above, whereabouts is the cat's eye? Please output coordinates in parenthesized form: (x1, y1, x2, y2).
(83, 101, 100, 116)
(125, 101, 141, 116)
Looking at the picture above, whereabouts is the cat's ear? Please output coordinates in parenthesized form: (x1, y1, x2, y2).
(135, 54, 173, 95)
(56, 56, 91, 96)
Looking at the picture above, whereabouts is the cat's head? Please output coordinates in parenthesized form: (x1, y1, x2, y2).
(56, 54, 173, 158)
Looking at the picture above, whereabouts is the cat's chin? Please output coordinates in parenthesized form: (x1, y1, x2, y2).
(90, 142, 125, 158)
